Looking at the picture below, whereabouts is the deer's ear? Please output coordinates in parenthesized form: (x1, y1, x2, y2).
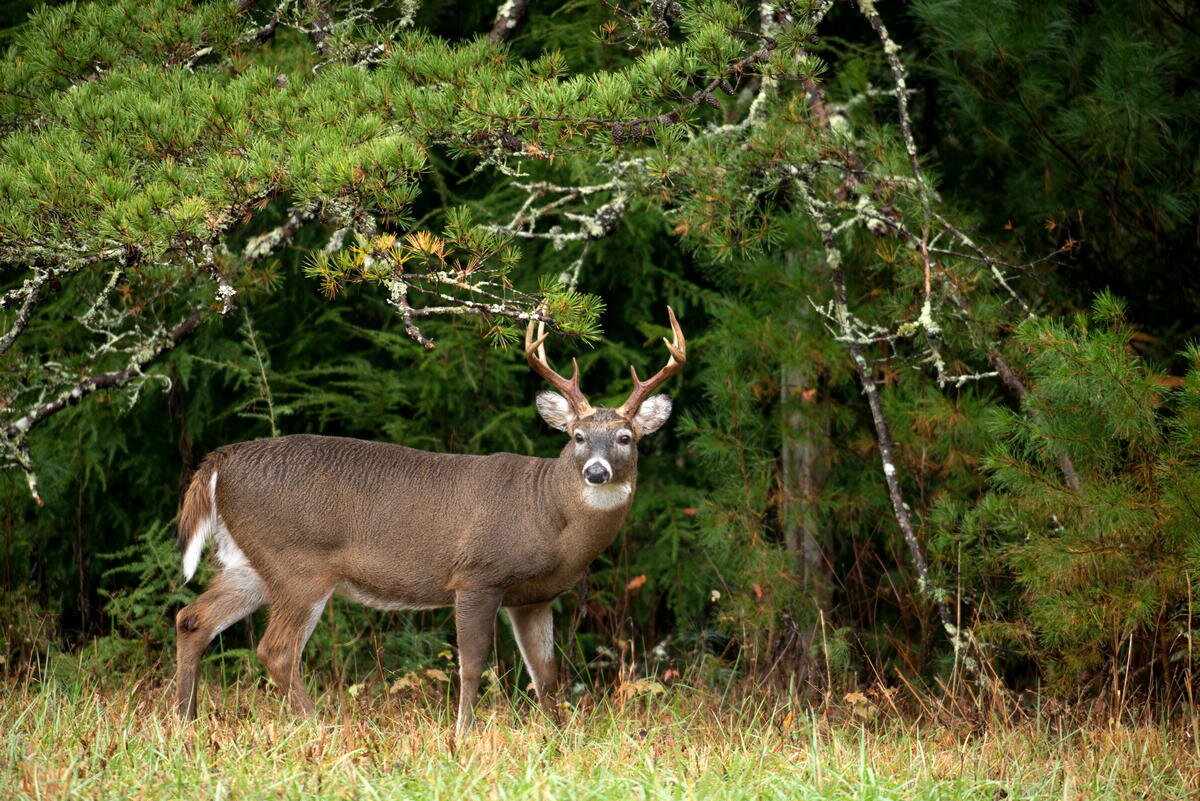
(536, 391, 575, 432)
(633, 394, 673, 435)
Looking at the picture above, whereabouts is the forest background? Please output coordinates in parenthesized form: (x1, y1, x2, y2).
(1, 0, 1198, 721)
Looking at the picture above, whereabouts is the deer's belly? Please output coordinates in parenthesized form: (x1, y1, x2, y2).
(335, 579, 453, 611)
(501, 567, 586, 607)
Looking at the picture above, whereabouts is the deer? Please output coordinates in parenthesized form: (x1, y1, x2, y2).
(173, 307, 685, 734)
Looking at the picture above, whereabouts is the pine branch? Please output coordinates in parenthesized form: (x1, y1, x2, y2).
(463, 33, 778, 140)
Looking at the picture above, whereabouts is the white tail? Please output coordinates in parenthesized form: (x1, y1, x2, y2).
(179, 471, 255, 581)
(180, 472, 218, 580)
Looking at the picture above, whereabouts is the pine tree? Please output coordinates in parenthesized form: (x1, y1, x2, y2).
(941, 294, 1200, 698)
(912, 0, 1200, 349)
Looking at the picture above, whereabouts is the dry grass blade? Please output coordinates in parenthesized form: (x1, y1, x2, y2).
(2, 677, 1197, 800)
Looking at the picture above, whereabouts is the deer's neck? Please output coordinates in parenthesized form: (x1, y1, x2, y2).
(542, 452, 634, 556)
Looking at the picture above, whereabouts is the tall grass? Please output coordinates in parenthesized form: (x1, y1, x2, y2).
(2, 669, 1196, 801)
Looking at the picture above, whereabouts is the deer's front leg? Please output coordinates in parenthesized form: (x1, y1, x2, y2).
(454, 588, 504, 736)
(505, 601, 561, 724)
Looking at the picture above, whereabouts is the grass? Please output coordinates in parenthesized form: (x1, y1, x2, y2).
(2, 670, 1198, 800)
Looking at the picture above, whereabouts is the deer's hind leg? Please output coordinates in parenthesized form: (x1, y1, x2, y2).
(256, 586, 331, 716)
(175, 566, 266, 720)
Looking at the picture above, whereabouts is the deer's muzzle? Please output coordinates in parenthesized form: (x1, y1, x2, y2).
(583, 458, 612, 485)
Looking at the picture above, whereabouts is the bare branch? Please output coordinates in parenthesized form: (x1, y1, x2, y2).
(481, 160, 644, 250)
(2, 307, 206, 503)
(78, 265, 124, 327)
(0, 282, 41, 357)
(488, 0, 529, 43)
(791, 165, 994, 683)
(306, 0, 333, 55)
(3, 308, 205, 442)
(0, 247, 128, 309)
(387, 280, 435, 350)
(241, 203, 318, 263)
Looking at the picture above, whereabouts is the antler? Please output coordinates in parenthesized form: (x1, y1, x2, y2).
(616, 306, 687, 418)
(525, 318, 595, 417)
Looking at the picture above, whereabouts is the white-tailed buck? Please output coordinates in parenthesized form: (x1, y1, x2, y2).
(174, 308, 685, 733)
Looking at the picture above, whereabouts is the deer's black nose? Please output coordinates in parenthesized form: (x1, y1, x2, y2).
(584, 462, 611, 485)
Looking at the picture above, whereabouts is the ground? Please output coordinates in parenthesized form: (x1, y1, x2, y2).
(3, 671, 1196, 800)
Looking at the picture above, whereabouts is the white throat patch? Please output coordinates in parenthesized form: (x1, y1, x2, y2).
(582, 482, 632, 511)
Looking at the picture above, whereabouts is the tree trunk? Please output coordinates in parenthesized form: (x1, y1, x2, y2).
(780, 366, 830, 606)
(780, 364, 832, 691)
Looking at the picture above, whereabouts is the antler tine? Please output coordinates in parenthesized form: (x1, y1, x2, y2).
(617, 306, 687, 418)
(524, 318, 593, 416)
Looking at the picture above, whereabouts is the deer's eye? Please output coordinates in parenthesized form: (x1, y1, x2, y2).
(617, 434, 632, 445)
(574, 432, 584, 443)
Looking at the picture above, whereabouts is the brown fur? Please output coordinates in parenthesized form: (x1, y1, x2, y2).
(175, 306, 684, 734)
(172, 415, 661, 733)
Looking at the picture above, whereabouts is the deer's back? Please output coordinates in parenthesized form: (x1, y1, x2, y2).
(209, 434, 561, 606)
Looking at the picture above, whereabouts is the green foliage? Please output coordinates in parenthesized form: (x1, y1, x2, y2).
(912, 0, 1200, 345)
(942, 295, 1200, 690)
(100, 519, 195, 644)
(0, 0, 248, 122)
(2, 0, 1199, 709)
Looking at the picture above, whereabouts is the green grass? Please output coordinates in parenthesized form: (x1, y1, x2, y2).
(2, 674, 1196, 800)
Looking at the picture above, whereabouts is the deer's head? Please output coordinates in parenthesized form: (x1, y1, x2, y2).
(527, 307, 686, 494)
